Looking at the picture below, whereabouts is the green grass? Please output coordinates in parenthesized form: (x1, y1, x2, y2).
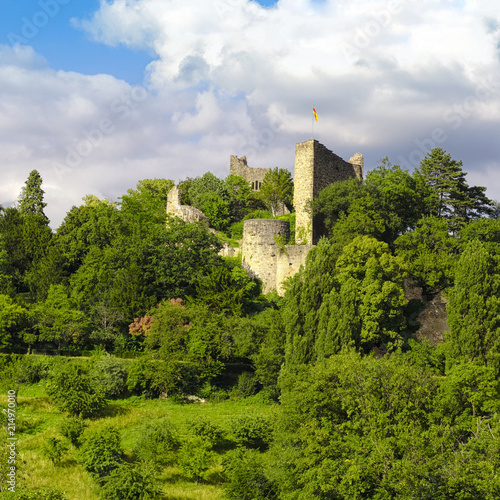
(3, 385, 279, 500)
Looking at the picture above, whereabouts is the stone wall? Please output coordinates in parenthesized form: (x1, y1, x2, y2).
(241, 219, 290, 294)
(293, 140, 363, 244)
(276, 244, 313, 295)
(230, 155, 271, 191)
(241, 218, 312, 295)
(166, 185, 208, 224)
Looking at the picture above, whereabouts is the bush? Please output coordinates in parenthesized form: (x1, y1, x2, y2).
(42, 437, 68, 466)
(99, 464, 161, 499)
(234, 371, 257, 398)
(133, 418, 179, 465)
(46, 361, 107, 418)
(230, 415, 273, 451)
(59, 416, 87, 448)
(79, 425, 124, 479)
(178, 436, 215, 484)
(90, 355, 128, 398)
(230, 221, 244, 240)
(127, 357, 158, 399)
(188, 418, 225, 448)
(0, 355, 51, 392)
(243, 210, 273, 221)
(223, 447, 277, 500)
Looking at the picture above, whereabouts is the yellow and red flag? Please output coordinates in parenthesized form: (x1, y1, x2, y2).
(313, 107, 318, 122)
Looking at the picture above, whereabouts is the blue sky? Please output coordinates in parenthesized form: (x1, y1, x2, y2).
(1, 0, 279, 83)
(1, 0, 153, 83)
(0, 0, 499, 227)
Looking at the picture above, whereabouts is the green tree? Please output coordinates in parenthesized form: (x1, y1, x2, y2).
(193, 264, 260, 315)
(415, 148, 492, 230)
(46, 362, 107, 417)
(59, 416, 88, 449)
(120, 178, 174, 224)
(133, 418, 179, 465)
(0, 208, 52, 295)
(284, 236, 406, 367)
(178, 436, 215, 484)
(189, 172, 231, 207)
(0, 294, 28, 351)
(33, 285, 89, 352)
(196, 192, 231, 230)
(395, 216, 458, 294)
(18, 170, 48, 220)
(99, 464, 161, 499)
(311, 177, 365, 239)
(447, 239, 500, 371)
(259, 168, 293, 216)
(272, 351, 441, 500)
(223, 447, 278, 500)
(0, 237, 13, 295)
(226, 173, 253, 221)
(78, 425, 124, 479)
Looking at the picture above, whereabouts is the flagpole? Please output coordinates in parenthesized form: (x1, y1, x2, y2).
(312, 106, 314, 140)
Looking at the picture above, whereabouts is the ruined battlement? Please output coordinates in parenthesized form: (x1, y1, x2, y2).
(166, 185, 208, 224)
(230, 155, 270, 190)
(294, 140, 363, 244)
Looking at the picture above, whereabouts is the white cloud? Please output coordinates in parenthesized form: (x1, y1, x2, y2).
(2, 0, 500, 229)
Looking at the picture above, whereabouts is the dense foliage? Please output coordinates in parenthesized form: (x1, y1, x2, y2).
(2, 149, 500, 498)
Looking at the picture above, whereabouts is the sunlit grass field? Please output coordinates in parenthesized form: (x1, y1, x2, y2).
(4, 382, 278, 499)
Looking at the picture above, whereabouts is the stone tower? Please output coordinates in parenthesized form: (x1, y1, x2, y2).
(293, 140, 363, 244)
(230, 155, 271, 191)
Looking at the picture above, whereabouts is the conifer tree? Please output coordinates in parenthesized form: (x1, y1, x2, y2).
(415, 148, 492, 230)
(18, 169, 48, 220)
(447, 239, 500, 371)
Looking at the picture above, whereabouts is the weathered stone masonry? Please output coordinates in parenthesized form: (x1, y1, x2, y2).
(166, 185, 208, 223)
(230, 155, 270, 191)
(167, 139, 363, 295)
(294, 139, 363, 244)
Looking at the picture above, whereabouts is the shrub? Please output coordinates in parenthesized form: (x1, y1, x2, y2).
(99, 464, 161, 499)
(235, 371, 257, 398)
(90, 355, 128, 398)
(127, 357, 158, 399)
(46, 361, 107, 418)
(42, 437, 68, 466)
(229, 415, 273, 451)
(223, 447, 277, 500)
(178, 436, 215, 484)
(59, 416, 87, 448)
(188, 418, 225, 449)
(133, 418, 179, 465)
(79, 425, 124, 479)
(230, 221, 244, 240)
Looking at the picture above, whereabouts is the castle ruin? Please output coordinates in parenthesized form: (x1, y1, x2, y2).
(167, 139, 363, 294)
(230, 155, 270, 191)
(294, 140, 363, 244)
(166, 185, 208, 223)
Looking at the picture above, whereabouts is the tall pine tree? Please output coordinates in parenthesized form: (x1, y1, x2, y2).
(415, 148, 492, 231)
(18, 169, 48, 220)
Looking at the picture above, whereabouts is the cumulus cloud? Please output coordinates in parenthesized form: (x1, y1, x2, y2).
(1, 0, 500, 229)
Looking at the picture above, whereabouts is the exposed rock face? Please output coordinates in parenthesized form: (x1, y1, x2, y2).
(405, 281, 449, 345)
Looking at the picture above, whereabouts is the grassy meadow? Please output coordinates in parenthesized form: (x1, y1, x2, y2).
(3, 380, 278, 499)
